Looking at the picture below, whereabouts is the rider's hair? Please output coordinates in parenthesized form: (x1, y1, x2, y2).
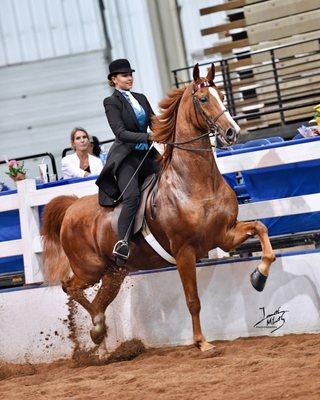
(108, 77, 115, 87)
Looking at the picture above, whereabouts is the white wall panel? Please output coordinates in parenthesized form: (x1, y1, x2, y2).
(62, 0, 87, 54)
(0, 51, 111, 186)
(0, 38, 6, 66)
(178, 0, 226, 65)
(78, 0, 102, 51)
(0, 0, 23, 64)
(13, 0, 39, 61)
(0, 0, 105, 66)
(104, 0, 163, 107)
(104, 0, 125, 57)
(45, 0, 72, 56)
(29, 0, 56, 59)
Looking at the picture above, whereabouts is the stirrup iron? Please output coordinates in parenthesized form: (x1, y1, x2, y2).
(113, 240, 130, 260)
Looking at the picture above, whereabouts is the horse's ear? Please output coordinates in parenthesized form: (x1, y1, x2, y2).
(206, 63, 215, 83)
(193, 63, 200, 82)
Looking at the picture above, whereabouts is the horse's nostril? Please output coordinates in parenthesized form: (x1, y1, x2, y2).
(226, 128, 235, 139)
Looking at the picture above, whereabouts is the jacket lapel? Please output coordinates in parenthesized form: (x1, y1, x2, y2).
(114, 90, 139, 130)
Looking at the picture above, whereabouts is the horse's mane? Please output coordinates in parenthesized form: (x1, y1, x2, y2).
(151, 87, 186, 167)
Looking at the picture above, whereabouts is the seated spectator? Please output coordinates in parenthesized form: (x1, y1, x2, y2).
(61, 127, 103, 179)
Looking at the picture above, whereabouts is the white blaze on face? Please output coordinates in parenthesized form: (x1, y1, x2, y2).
(208, 87, 240, 134)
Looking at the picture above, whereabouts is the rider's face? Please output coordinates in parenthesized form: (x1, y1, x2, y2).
(112, 73, 133, 90)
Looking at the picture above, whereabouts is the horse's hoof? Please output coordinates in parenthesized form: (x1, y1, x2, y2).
(197, 341, 222, 357)
(90, 314, 107, 345)
(97, 341, 109, 360)
(200, 341, 214, 352)
(90, 327, 106, 345)
(250, 267, 268, 292)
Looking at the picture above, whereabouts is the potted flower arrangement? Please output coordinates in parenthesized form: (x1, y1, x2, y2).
(6, 160, 27, 182)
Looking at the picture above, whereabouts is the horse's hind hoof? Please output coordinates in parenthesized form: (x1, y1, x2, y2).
(90, 326, 106, 345)
(250, 268, 267, 292)
(90, 313, 107, 345)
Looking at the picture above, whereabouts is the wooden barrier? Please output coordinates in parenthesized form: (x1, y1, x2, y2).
(247, 10, 320, 45)
(197, 0, 320, 131)
(244, 0, 318, 25)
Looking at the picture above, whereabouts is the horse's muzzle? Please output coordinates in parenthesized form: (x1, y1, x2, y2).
(226, 127, 238, 144)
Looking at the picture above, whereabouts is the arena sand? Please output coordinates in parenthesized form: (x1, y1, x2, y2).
(0, 333, 319, 400)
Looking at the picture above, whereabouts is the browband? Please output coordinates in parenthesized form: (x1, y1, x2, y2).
(192, 80, 213, 95)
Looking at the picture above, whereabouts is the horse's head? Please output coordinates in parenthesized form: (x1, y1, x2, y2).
(191, 63, 240, 146)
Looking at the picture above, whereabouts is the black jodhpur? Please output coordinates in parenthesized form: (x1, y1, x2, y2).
(116, 151, 156, 241)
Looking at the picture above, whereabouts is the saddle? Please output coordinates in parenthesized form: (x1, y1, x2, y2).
(109, 173, 159, 235)
(133, 173, 158, 234)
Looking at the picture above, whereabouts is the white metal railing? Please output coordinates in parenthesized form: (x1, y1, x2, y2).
(0, 138, 320, 284)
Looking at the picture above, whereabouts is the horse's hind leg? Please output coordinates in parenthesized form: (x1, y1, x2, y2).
(221, 220, 276, 291)
(89, 268, 127, 345)
(62, 274, 95, 315)
(62, 269, 127, 346)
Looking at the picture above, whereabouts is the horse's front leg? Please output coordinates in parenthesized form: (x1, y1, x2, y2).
(221, 220, 276, 291)
(175, 245, 214, 352)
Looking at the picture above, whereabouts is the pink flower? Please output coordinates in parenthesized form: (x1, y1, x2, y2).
(8, 159, 18, 167)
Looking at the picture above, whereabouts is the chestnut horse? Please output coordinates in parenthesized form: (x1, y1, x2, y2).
(42, 64, 275, 352)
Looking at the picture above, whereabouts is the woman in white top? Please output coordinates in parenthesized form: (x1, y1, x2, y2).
(61, 127, 103, 179)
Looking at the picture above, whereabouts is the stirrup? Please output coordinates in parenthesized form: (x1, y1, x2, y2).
(113, 240, 130, 260)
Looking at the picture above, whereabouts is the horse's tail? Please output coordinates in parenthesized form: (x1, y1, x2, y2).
(41, 195, 77, 285)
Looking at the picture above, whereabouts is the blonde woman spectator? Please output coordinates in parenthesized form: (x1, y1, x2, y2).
(61, 127, 103, 179)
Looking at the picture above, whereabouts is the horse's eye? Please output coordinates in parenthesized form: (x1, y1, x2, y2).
(200, 96, 208, 103)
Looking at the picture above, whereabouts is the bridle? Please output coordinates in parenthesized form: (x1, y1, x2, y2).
(164, 80, 228, 152)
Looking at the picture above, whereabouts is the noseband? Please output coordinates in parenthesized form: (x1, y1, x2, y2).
(164, 80, 228, 152)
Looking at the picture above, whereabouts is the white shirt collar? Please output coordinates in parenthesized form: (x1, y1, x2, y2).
(118, 89, 142, 110)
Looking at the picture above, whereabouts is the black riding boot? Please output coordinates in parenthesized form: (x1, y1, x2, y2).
(113, 194, 140, 265)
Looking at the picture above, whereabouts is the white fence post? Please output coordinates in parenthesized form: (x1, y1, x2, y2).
(16, 179, 43, 284)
